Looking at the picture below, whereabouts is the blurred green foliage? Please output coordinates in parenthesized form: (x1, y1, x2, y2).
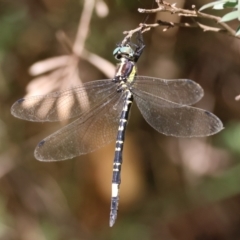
(220, 122, 240, 155)
(0, 4, 27, 54)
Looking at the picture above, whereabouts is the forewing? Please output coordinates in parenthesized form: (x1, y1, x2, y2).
(34, 91, 125, 161)
(11, 79, 116, 122)
(133, 89, 223, 137)
(131, 76, 204, 105)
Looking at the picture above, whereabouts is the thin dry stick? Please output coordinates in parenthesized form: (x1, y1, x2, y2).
(30, 0, 95, 77)
(73, 0, 95, 56)
(157, 19, 226, 33)
(122, 0, 240, 42)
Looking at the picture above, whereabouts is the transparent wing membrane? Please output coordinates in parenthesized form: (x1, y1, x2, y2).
(133, 88, 223, 137)
(35, 91, 125, 161)
(11, 79, 116, 122)
(131, 76, 204, 105)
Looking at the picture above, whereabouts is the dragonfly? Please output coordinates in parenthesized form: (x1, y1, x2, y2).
(11, 31, 223, 227)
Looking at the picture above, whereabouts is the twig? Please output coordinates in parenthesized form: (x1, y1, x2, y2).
(26, 0, 96, 96)
(157, 19, 227, 33)
(122, 23, 159, 45)
(136, 0, 239, 38)
(73, 0, 95, 56)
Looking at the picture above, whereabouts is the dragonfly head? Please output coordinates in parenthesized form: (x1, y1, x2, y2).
(113, 45, 135, 61)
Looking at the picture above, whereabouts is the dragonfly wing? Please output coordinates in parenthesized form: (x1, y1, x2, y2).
(132, 76, 204, 105)
(34, 91, 125, 161)
(11, 79, 116, 122)
(133, 89, 223, 137)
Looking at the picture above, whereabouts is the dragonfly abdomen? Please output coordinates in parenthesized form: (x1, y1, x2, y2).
(110, 89, 133, 227)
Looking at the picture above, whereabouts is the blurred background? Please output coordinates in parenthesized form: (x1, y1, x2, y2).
(1, 0, 240, 239)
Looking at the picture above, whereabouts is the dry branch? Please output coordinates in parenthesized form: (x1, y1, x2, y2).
(122, 0, 240, 44)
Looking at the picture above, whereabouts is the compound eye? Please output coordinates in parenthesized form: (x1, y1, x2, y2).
(113, 47, 120, 57)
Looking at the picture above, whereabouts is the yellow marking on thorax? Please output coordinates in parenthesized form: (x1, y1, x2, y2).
(127, 64, 137, 83)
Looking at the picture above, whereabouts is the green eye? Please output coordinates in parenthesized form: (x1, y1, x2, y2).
(113, 45, 134, 59)
(120, 46, 134, 56)
(113, 47, 121, 56)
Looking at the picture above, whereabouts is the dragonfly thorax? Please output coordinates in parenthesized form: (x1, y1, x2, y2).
(114, 57, 136, 84)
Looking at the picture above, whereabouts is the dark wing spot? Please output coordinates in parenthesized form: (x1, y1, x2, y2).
(186, 79, 194, 84)
(204, 110, 212, 116)
(204, 110, 223, 132)
(38, 140, 46, 147)
(17, 98, 25, 104)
